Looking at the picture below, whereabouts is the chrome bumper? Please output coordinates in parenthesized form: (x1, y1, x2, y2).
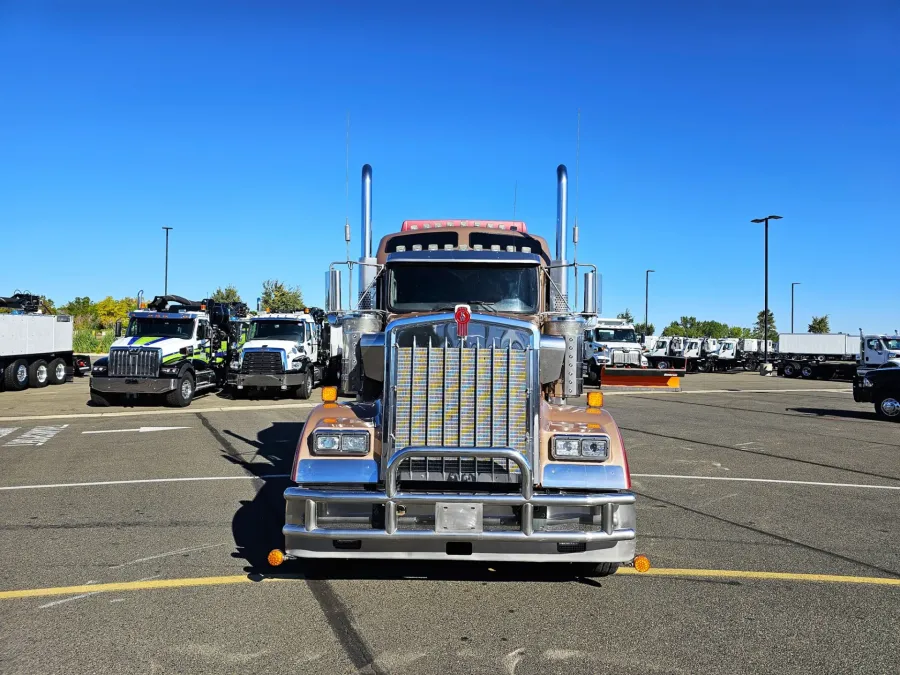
(228, 372, 306, 388)
(284, 447, 636, 562)
(90, 376, 177, 394)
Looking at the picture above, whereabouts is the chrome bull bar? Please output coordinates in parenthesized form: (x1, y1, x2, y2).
(284, 447, 636, 543)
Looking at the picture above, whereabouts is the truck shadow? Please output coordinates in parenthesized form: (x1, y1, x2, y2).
(787, 407, 878, 421)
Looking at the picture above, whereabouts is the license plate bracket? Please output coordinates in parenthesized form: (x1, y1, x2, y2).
(435, 502, 482, 533)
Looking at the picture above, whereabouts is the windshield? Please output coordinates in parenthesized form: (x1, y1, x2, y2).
(593, 328, 638, 343)
(248, 321, 305, 342)
(388, 263, 539, 313)
(884, 338, 900, 350)
(126, 317, 194, 339)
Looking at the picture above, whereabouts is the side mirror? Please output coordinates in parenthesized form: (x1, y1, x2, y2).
(114, 320, 123, 337)
(639, 333, 645, 343)
(198, 325, 209, 340)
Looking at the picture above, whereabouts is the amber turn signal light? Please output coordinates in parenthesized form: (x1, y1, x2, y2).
(633, 554, 651, 573)
(267, 549, 285, 567)
(586, 391, 603, 408)
(321, 386, 338, 403)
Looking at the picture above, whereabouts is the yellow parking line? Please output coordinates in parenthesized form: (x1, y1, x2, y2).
(615, 566, 900, 585)
(0, 567, 897, 602)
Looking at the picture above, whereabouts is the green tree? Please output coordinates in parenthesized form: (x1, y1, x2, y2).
(39, 296, 56, 314)
(634, 321, 655, 336)
(61, 296, 95, 318)
(696, 320, 731, 339)
(92, 296, 136, 328)
(211, 285, 243, 303)
(751, 309, 778, 342)
(261, 279, 304, 313)
(728, 326, 753, 339)
(808, 315, 830, 334)
(617, 308, 635, 323)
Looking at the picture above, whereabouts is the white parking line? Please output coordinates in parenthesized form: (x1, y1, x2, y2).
(0, 402, 318, 423)
(1, 472, 898, 492)
(3, 425, 68, 447)
(0, 474, 289, 491)
(632, 473, 900, 490)
(0, 428, 20, 439)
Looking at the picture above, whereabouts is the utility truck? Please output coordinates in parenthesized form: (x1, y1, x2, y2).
(582, 317, 648, 384)
(0, 293, 90, 391)
(89, 295, 239, 407)
(227, 308, 330, 399)
(267, 164, 649, 578)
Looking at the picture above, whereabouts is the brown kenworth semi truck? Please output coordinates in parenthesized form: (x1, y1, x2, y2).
(269, 164, 648, 577)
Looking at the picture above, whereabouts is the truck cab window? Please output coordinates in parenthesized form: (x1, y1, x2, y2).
(126, 317, 194, 338)
(388, 263, 539, 314)
(248, 321, 306, 342)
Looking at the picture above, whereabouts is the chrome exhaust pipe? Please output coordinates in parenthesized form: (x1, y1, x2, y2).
(359, 164, 376, 305)
(550, 165, 569, 310)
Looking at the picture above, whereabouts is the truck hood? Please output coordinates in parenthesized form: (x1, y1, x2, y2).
(591, 341, 643, 351)
(241, 339, 298, 354)
(110, 336, 195, 359)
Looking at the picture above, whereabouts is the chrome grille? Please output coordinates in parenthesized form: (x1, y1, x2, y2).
(242, 351, 284, 374)
(392, 331, 531, 482)
(610, 349, 642, 367)
(108, 348, 161, 377)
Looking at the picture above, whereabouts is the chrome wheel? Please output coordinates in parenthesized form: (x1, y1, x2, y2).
(15, 364, 27, 384)
(181, 379, 193, 399)
(880, 398, 900, 418)
(36, 364, 48, 384)
(55, 362, 66, 380)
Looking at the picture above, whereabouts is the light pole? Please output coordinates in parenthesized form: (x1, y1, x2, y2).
(645, 269, 655, 339)
(791, 282, 801, 333)
(162, 227, 173, 295)
(751, 215, 782, 365)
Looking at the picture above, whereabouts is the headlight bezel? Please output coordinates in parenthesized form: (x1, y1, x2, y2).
(551, 434, 611, 462)
(312, 431, 370, 456)
(160, 364, 181, 376)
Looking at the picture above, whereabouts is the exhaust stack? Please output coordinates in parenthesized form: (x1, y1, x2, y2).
(326, 269, 343, 313)
(583, 271, 596, 315)
(359, 164, 376, 307)
(550, 164, 569, 310)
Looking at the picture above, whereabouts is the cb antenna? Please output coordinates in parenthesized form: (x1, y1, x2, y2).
(573, 108, 581, 310)
(513, 180, 518, 218)
(344, 112, 352, 263)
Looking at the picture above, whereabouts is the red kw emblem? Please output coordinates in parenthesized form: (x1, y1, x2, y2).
(454, 305, 471, 337)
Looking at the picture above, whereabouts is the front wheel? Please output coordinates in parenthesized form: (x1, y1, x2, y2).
(656, 359, 670, 370)
(875, 396, 900, 421)
(570, 562, 621, 578)
(166, 373, 195, 407)
(90, 390, 120, 407)
(295, 371, 312, 399)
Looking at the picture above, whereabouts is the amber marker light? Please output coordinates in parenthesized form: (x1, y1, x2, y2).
(586, 391, 603, 408)
(267, 549, 285, 567)
(633, 554, 651, 573)
(321, 386, 338, 403)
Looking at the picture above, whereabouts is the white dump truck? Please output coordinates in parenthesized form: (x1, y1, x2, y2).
(0, 293, 90, 391)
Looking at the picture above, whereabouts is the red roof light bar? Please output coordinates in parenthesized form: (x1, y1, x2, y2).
(400, 220, 528, 233)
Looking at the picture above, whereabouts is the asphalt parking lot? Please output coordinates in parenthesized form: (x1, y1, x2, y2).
(0, 374, 897, 674)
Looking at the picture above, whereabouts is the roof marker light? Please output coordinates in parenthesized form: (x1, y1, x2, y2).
(396, 245, 406, 252)
(490, 245, 500, 252)
(428, 244, 438, 251)
(400, 220, 527, 233)
(473, 245, 483, 251)
(506, 245, 515, 252)
(412, 244, 422, 251)
(444, 244, 454, 250)
(458, 244, 469, 251)
(522, 246, 531, 253)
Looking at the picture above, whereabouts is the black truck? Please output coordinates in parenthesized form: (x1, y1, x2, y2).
(852, 362, 900, 421)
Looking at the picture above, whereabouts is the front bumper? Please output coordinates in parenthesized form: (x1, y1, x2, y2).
(853, 384, 873, 403)
(283, 447, 636, 562)
(90, 376, 178, 394)
(227, 371, 306, 388)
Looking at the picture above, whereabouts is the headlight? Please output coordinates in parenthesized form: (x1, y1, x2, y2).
(92, 365, 107, 373)
(289, 358, 303, 370)
(313, 431, 369, 455)
(551, 435, 610, 461)
(229, 359, 240, 371)
(861, 377, 873, 387)
(161, 365, 180, 376)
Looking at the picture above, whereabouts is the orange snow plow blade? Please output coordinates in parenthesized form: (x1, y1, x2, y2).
(601, 367, 682, 391)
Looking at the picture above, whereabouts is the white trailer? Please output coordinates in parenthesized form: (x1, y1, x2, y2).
(776, 332, 898, 380)
(0, 294, 90, 391)
(777, 333, 860, 360)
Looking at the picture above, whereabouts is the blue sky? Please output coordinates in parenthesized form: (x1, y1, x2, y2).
(2, 1, 897, 334)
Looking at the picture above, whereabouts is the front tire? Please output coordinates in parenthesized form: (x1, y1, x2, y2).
(28, 359, 50, 388)
(4, 359, 29, 391)
(875, 396, 900, 421)
(656, 359, 670, 370)
(90, 390, 120, 407)
(166, 373, 195, 407)
(569, 562, 621, 578)
(48, 358, 67, 385)
(295, 371, 312, 399)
